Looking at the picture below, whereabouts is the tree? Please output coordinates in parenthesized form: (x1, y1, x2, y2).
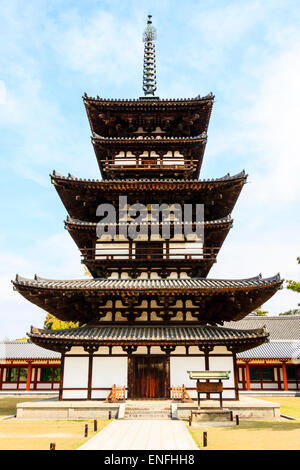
(44, 266, 89, 330)
(285, 257, 300, 313)
(84, 265, 92, 277)
(44, 314, 79, 330)
(286, 256, 300, 294)
(279, 309, 300, 316)
(250, 308, 268, 316)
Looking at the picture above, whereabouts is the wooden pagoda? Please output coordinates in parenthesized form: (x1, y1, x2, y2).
(12, 16, 282, 401)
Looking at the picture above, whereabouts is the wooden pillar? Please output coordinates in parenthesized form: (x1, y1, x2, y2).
(276, 365, 282, 390)
(204, 348, 210, 371)
(232, 353, 239, 400)
(160, 346, 175, 399)
(0, 366, 3, 390)
(282, 362, 288, 391)
(34, 366, 38, 390)
(26, 362, 32, 391)
(84, 345, 98, 400)
(129, 239, 132, 260)
(87, 353, 93, 400)
(127, 356, 134, 399)
(59, 353, 65, 401)
(203, 346, 212, 399)
(245, 362, 251, 391)
(165, 355, 171, 398)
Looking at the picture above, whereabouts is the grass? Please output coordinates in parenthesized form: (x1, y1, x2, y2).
(253, 396, 300, 419)
(188, 420, 300, 450)
(0, 419, 110, 450)
(0, 396, 52, 417)
(188, 397, 300, 450)
(0, 398, 109, 450)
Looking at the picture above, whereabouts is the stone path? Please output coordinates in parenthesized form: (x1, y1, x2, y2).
(78, 420, 199, 450)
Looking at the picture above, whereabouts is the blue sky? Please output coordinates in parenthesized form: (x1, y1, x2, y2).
(1, 0, 299, 338)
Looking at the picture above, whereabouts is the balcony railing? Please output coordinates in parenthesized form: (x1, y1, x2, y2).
(101, 158, 199, 172)
(80, 246, 220, 262)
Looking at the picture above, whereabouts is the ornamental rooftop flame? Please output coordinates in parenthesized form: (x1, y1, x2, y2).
(142, 15, 157, 97)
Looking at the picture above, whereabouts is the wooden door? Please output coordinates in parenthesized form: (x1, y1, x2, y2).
(132, 356, 167, 398)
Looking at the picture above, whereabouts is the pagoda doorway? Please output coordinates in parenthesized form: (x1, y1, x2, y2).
(130, 356, 168, 399)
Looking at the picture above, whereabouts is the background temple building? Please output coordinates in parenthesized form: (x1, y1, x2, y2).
(12, 16, 283, 401)
(1, 317, 299, 393)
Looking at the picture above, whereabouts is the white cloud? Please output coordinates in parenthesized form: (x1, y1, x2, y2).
(210, 235, 299, 315)
(0, 231, 84, 339)
(242, 32, 300, 203)
(53, 10, 143, 88)
(191, 0, 265, 46)
(1, 1, 299, 339)
(0, 80, 20, 124)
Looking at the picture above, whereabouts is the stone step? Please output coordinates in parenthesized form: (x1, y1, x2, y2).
(125, 408, 170, 411)
(124, 415, 172, 420)
(125, 412, 171, 415)
(124, 410, 172, 419)
(123, 402, 173, 420)
(189, 409, 233, 424)
(125, 411, 170, 414)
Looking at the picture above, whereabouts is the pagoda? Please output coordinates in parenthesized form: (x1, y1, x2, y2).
(13, 16, 282, 401)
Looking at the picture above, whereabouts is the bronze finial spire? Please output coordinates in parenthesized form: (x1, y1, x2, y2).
(142, 15, 157, 97)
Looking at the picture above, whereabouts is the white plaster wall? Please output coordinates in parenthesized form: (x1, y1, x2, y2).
(97, 347, 110, 355)
(96, 243, 129, 259)
(63, 356, 89, 399)
(209, 355, 235, 399)
(15, 384, 26, 389)
(36, 384, 53, 389)
(63, 390, 88, 399)
(66, 347, 88, 355)
(170, 356, 205, 398)
(111, 347, 125, 355)
(151, 347, 162, 354)
(133, 347, 148, 355)
(212, 346, 231, 355)
(263, 383, 279, 389)
(171, 346, 187, 355)
(91, 356, 127, 399)
(189, 346, 200, 354)
(2, 384, 17, 389)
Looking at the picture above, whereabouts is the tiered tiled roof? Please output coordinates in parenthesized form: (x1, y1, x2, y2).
(92, 133, 207, 142)
(237, 341, 300, 360)
(0, 341, 60, 359)
(225, 316, 300, 360)
(51, 170, 247, 222)
(83, 93, 214, 103)
(65, 214, 232, 229)
(28, 324, 268, 353)
(51, 169, 246, 185)
(83, 94, 214, 139)
(12, 274, 282, 326)
(3, 317, 299, 360)
(11, 17, 282, 362)
(13, 273, 281, 291)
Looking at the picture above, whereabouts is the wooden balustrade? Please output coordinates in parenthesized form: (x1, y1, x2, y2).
(82, 246, 219, 262)
(105, 384, 126, 402)
(171, 384, 193, 402)
(102, 159, 198, 171)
